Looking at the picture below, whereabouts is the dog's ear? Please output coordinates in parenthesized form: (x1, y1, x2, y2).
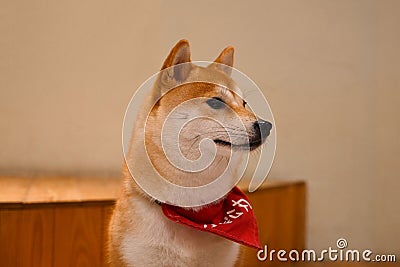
(161, 39, 192, 81)
(152, 40, 192, 104)
(213, 46, 234, 76)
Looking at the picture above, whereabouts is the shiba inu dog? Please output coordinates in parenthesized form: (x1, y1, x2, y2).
(108, 40, 272, 267)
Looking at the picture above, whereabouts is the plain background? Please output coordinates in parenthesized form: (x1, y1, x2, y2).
(1, 0, 399, 254)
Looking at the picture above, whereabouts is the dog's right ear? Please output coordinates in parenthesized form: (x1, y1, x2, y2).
(160, 39, 192, 81)
(153, 40, 192, 103)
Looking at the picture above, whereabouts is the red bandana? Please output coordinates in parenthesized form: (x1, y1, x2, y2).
(161, 186, 261, 249)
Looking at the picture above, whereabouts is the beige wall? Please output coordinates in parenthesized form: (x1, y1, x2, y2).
(1, 0, 399, 253)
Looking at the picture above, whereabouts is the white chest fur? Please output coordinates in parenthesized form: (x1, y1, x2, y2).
(120, 197, 240, 267)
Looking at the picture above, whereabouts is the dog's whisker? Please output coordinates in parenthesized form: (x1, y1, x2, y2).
(242, 88, 258, 99)
(209, 126, 248, 134)
(168, 116, 189, 120)
(185, 131, 249, 141)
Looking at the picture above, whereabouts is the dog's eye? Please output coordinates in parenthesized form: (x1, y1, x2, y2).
(206, 97, 225, 109)
(243, 100, 247, 107)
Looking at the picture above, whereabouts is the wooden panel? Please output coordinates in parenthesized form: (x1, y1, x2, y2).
(239, 182, 306, 267)
(0, 176, 121, 204)
(53, 204, 103, 267)
(0, 177, 306, 267)
(0, 207, 54, 267)
(102, 204, 114, 267)
(0, 177, 32, 203)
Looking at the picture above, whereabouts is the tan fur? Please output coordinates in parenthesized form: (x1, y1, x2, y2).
(108, 40, 261, 267)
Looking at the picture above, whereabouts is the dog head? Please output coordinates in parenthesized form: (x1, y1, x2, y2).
(149, 40, 271, 152)
(143, 40, 272, 187)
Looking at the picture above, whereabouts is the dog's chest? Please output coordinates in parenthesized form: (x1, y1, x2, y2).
(121, 199, 239, 267)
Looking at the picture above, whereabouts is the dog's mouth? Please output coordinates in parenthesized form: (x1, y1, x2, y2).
(214, 139, 263, 151)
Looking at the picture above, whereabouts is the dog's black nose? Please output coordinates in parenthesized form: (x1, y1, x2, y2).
(253, 119, 272, 138)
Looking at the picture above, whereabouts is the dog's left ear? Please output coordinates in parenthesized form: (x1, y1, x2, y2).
(213, 46, 234, 76)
